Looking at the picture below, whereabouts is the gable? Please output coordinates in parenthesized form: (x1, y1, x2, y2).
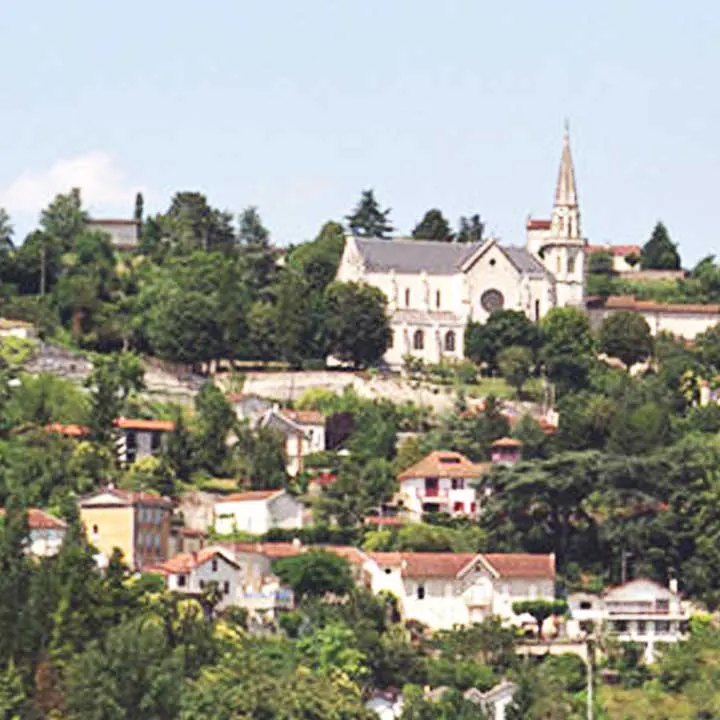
(80, 492, 129, 508)
(604, 578, 673, 602)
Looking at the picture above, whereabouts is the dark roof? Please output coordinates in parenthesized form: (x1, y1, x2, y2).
(501, 246, 553, 278)
(355, 238, 480, 275)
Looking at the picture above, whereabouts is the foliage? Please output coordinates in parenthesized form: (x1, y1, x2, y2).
(274, 550, 355, 600)
(497, 345, 533, 395)
(599, 311, 653, 368)
(465, 310, 540, 371)
(641, 221, 681, 270)
(412, 209, 454, 242)
(511, 599, 568, 636)
(345, 189, 394, 238)
(540, 307, 594, 394)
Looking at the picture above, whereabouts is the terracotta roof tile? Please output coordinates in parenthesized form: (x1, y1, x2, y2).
(491, 437, 523, 449)
(0, 508, 67, 530)
(45, 423, 89, 437)
(526, 219, 552, 230)
(398, 451, 489, 481)
(284, 410, 325, 425)
(150, 547, 237, 574)
(79, 487, 173, 509)
(483, 553, 556, 578)
(114, 418, 175, 432)
(587, 244, 641, 256)
(364, 516, 406, 526)
(216, 490, 283, 503)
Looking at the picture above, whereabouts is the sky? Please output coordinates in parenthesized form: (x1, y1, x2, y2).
(0, 1, 717, 264)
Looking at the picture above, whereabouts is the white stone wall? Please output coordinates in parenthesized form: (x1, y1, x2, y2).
(588, 307, 720, 340)
(166, 555, 240, 609)
(214, 500, 270, 535)
(464, 246, 524, 323)
(268, 494, 304, 530)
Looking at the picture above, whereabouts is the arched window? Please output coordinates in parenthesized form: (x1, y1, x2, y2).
(413, 329, 424, 350)
(445, 330, 456, 352)
(405, 288, 410, 307)
(480, 289, 504, 314)
(436, 290, 441, 308)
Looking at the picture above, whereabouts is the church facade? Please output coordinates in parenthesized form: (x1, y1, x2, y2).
(335, 128, 587, 367)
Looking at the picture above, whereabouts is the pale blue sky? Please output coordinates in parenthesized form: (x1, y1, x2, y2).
(0, 1, 717, 263)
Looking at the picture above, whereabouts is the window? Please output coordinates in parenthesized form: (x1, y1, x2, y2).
(480, 289, 504, 313)
(92, 524, 99, 535)
(384, 568, 392, 575)
(470, 502, 477, 513)
(656, 599, 669, 612)
(388, 330, 394, 349)
(613, 621, 628, 633)
(224, 581, 230, 594)
(453, 501, 464, 513)
(451, 478, 464, 490)
(656, 621, 670, 633)
(126, 431, 137, 450)
(211, 559, 218, 572)
(199, 580, 205, 589)
(151, 431, 162, 451)
(405, 288, 410, 307)
(567, 252, 576, 274)
(489, 258, 496, 267)
(637, 621, 647, 634)
(444, 330, 456, 352)
(413, 329, 424, 350)
(177, 575, 186, 587)
(580, 601, 592, 610)
(436, 290, 441, 308)
(154, 533, 161, 550)
(556, 255, 561, 274)
(417, 585, 425, 600)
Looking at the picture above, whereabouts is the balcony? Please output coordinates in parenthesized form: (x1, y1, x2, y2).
(239, 589, 294, 612)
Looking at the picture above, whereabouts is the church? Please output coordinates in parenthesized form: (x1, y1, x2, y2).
(335, 127, 588, 367)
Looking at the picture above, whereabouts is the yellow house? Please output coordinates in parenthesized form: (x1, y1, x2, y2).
(79, 487, 173, 570)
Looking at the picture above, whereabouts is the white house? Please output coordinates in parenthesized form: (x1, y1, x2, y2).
(0, 508, 67, 557)
(114, 417, 175, 465)
(258, 408, 326, 476)
(567, 578, 690, 663)
(336, 126, 587, 368)
(365, 551, 556, 630)
(397, 450, 489, 520)
(228, 393, 274, 424)
(86, 218, 140, 251)
(149, 546, 241, 610)
(587, 244, 641, 273)
(214, 490, 304, 536)
(0, 318, 38, 339)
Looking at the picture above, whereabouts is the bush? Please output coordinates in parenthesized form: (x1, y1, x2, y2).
(301, 358, 326, 371)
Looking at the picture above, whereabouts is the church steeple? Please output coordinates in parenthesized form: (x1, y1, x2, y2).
(554, 120, 578, 209)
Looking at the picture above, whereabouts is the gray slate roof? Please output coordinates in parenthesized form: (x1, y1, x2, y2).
(354, 237, 552, 279)
(355, 238, 480, 275)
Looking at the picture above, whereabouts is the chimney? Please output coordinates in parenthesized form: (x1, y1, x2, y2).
(669, 577, 678, 594)
(291, 537, 302, 549)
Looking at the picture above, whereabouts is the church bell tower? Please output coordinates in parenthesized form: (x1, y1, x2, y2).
(531, 123, 587, 307)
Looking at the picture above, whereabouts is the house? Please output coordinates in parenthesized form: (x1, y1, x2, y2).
(78, 487, 173, 570)
(169, 526, 207, 557)
(397, 451, 489, 520)
(257, 408, 326, 476)
(114, 417, 175, 465)
(336, 126, 587, 367)
(228, 393, 273, 423)
(366, 551, 556, 630)
(567, 578, 690, 662)
(176, 490, 219, 533)
(213, 490, 304, 535)
(148, 547, 241, 610)
(490, 438, 523, 466)
(86, 218, 140, 251)
(586, 295, 720, 340)
(0, 318, 37, 339)
(587, 244, 641, 273)
(0, 508, 66, 557)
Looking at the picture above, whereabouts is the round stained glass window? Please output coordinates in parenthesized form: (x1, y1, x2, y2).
(480, 289, 504, 313)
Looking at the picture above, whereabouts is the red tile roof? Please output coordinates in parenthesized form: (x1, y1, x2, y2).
(398, 451, 489, 481)
(590, 295, 720, 316)
(309, 473, 337, 488)
(114, 418, 175, 432)
(587, 244, 641, 256)
(79, 487, 173, 509)
(491, 437, 523, 449)
(216, 490, 284, 503)
(284, 410, 325, 425)
(0, 508, 66, 530)
(364, 516, 406, 527)
(526, 219, 552, 230)
(149, 547, 237, 575)
(45, 423, 89, 437)
(171, 527, 207, 538)
(369, 551, 555, 579)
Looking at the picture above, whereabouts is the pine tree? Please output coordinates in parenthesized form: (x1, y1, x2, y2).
(456, 214, 485, 243)
(640, 221, 681, 270)
(345, 190, 394, 238)
(134, 192, 144, 223)
(237, 206, 270, 248)
(411, 209, 453, 241)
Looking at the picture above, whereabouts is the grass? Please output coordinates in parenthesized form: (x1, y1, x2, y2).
(464, 376, 544, 402)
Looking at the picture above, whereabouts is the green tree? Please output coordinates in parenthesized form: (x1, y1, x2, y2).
(540, 307, 594, 394)
(163, 191, 236, 253)
(599, 311, 653, 368)
(456, 214, 484, 244)
(40, 188, 88, 250)
(498, 345, 533, 395)
(274, 550, 354, 600)
(412, 209, 454, 242)
(465, 310, 540, 371)
(193, 382, 236, 477)
(298, 622, 368, 682)
(237, 206, 270, 248)
(641, 221, 681, 270)
(134, 192, 144, 223)
(588, 248, 614, 274)
(289, 221, 346, 292)
(65, 616, 185, 720)
(325, 281, 391, 368)
(0, 208, 14, 250)
(345, 190, 394, 238)
(512, 599, 568, 638)
(234, 425, 288, 490)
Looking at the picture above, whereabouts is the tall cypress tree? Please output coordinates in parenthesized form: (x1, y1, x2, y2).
(640, 221, 681, 270)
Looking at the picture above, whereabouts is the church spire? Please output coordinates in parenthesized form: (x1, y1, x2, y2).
(554, 120, 578, 208)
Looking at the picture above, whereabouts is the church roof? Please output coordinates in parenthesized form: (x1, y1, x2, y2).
(501, 246, 553, 279)
(554, 123, 578, 208)
(354, 237, 480, 275)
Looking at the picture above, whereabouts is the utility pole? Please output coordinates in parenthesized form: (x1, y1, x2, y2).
(586, 637, 594, 720)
